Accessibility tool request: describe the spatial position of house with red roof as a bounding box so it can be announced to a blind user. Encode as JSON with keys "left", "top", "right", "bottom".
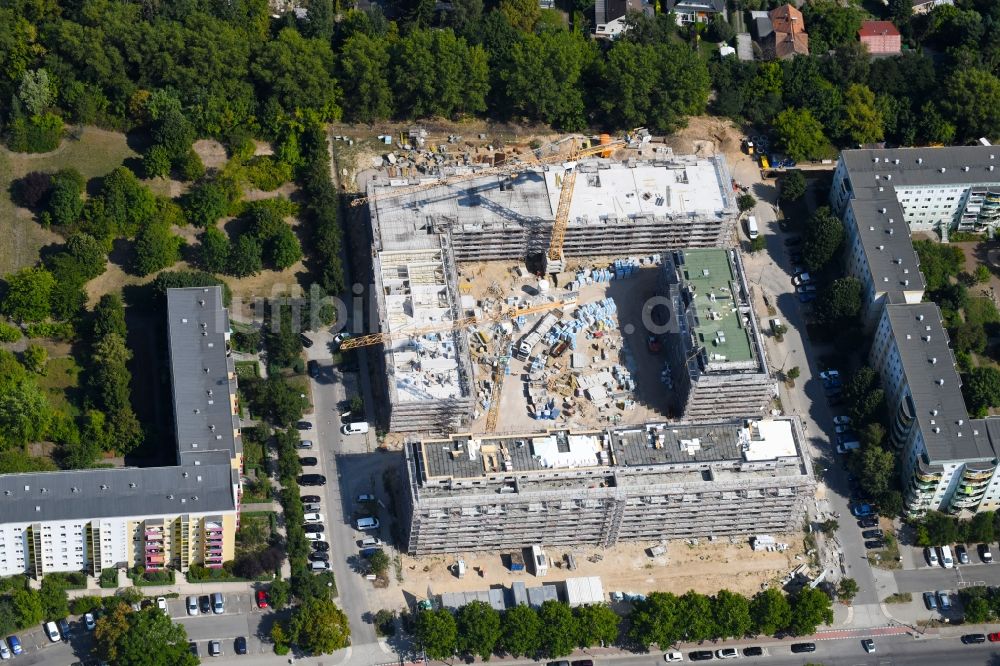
{"left": 858, "top": 20, "right": 901, "bottom": 55}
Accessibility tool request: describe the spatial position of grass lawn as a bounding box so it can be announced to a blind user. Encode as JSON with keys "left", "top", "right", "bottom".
{"left": 286, "top": 373, "right": 313, "bottom": 412}
{"left": 37, "top": 356, "right": 83, "bottom": 419}
{"left": 0, "top": 128, "right": 139, "bottom": 275}
{"left": 235, "top": 360, "right": 260, "bottom": 379}
{"left": 236, "top": 511, "right": 275, "bottom": 557}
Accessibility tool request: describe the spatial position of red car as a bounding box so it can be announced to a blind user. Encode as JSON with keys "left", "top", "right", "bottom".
{"left": 989, "top": 632, "right": 1000, "bottom": 642}
{"left": 256, "top": 590, "right": 269, "bottom": 609}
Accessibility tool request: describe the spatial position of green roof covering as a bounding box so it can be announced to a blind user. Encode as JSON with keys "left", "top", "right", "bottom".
{"left": 681, "top": 248, "right": 754, "bottom": 363}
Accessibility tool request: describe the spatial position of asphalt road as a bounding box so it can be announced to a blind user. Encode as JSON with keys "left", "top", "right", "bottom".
{"left": 895, "top": 562, "right": 1000, "bottom": 594}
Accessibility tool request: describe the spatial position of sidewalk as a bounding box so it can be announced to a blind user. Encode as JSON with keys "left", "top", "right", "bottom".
{"left": 66, "top": 579, "right": 260, "bottom": 599}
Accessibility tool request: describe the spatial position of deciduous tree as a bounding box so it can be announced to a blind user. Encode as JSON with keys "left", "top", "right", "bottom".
{"left": 501, "top": 604, "right": 541, "bottom": 657}
{"left": 288, "top": 597, "right": 351, "bottom": 654}
{"left": 415, "top": 608, "right": 458, "bottom": 661}
{"left": 573, "top": 603, "right": 620, "bottom": 648}
{"left": 537, "top": 599, "right": 577, "bottom": 657}
{"left": 456, "top": 600, "right": 502, "bottom": 660}
{"left": 774, "top": 108, "right": 832, "bottom": 163}
{"left": 750, "top": 588, "right": 791, "bottom": 636}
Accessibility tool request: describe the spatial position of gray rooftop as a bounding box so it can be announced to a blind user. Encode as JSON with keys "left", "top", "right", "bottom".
{"left": 848, "top": 198, "right": 925, "bottom": 295}
{"left": 611, "top": 424, "right": 743, "bottom": 466}
{"left": 166, "top": 287, "right": 241, "bottom": 464}
{"left": 884, "top": 304, "right": 988, "bottom": 463}
{"left": 0, "top": 464, "right": 236, "bottom": 523}
{"left": 665, "top": 0, "right": 725, "bottom": 10}
{"left": 842, "top": 146, "right": 1000, "bottom": 201}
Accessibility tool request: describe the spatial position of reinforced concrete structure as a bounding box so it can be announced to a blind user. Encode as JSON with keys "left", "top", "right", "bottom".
{"left": 659, "top": 248, "right": 775, "bottom": 420}
{"left": 401, "top": 418, "right": 813, "bottom": 555}
{"left": 0, "top": 287, "right": 241, "bottom": 578}
{"left": 367, "top": 154, "right": 738, "bottom": 431}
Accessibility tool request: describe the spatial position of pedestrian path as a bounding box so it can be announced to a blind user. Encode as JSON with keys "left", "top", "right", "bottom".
{"left": 813, "top": 625, "right": 911, "bottom": 641}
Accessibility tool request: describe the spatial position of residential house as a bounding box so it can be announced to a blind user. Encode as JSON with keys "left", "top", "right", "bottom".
{"left": 665, "top": 0, "right": 725, "bottom": 25}
{"left": 594, "top": 0, "right": 653, "bottom": 39}
{"left": 752, "top": 4, "right": 809, "bottom": 60}
{"left": 913, "top": 0, "right": 953, "bottom": 14}
{"left": 859, "top": 20, "right": 901, "bottom": 55}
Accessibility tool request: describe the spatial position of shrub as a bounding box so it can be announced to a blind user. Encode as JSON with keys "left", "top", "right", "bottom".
{"left": 246, "top": 156, "right": 293, "bottom": 191}
{"left": 0, "top": 322, "right": 21, "bottom": 343}
{"left": 7, "top": 113, "right": 63, "bottom": 153}
{"left": 24, "top": 321, "right": 75, "bottom": 340}
{"left": 143, "top": 145, "right": 172, "bottom": 179}
{"left": 179, "top": 149, "right": 206, "bottom": 182}
{"left": 99, "top": 568, "right": 119, "bottom": 589}
{"left": 12, "top": 172, "right": 53, "bottom": 209}
{"left": 70, "top": 595, "right": 103, "bottom": 614}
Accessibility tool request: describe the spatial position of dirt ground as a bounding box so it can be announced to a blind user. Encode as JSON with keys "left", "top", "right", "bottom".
{"left": 382, "top": 536, "right": 805, "bottom": 608}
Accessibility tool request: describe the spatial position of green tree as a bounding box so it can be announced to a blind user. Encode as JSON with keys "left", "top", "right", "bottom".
{"left": 737, "top": 194, "right": 756, "bottom": 212}
{"left": 954, "top": 321, "right": 987, "bottom": 355}
{"left": 18, "top": 68, "right": 54, "bottom": 116}
{"left": 788, "top": 587, "right": 833, "bottom": 636}
{"left": 970, "top": 511, "right": 996, "bottom": 544}
{"left": 500, "top": 604, "right": 542, "bottom": 657}
{"left": 96, "top": 607, "right": 197, "bottom": 666}
{"left": 267, "top": 225, "right": 302, "bottom": 270}
{"left": 392, "top": 28, "right": 488, "bottom": 119}
{"left": 95, "top": 167, "right": 158, "bottom": 239}
{"left": 629, "top": 591, "right": 681, "bottom": 648}
{"left": 943, "top": 68, "right": 1000, "bottom": 143}
{"left": 914, "top": 240, "right": 964, "bottom": 291}
{"left": 269, "top": 578, "right": 291, "bottom": 610}
{"left": 11, "top": 587, "right": 44, "bottom": 629}
{"left": 750, "top": 588, "right": 792, "bottom": 636}
{"left": 774, "top": 108, "right": 832, "bottom": 163}
{"left": 537, "top": 599, "right": 577, "bottom": 657}
{"left": 456, "top": 600, "right": 502, "bottom": 660}
{"left": 749, "top": 236, "right": 766, "bottom": 253}
{"left": 975, "top": 264, "right": 992, "bottom": 284}
{"left": 837, "top": 578, "right": 859, "bottom": 602}
{"left": 678, "top": 591, "right": 716, "bottom": 642}
{"left": 0, "top": 10, "right": 37, "bottom": 83}
{"left": 200, "top": 226, "right": 231, "bottom": 273}
{"left": 39, "top": 576, "right": 69, "bottom": 619}
{"left": 781, "top": 170, "right": 807, "bottom": 201}
{"left": 2, "top": 267, "right": 55, "bottom": 322}
{"left": 859, "top": 422, "right": 886, "bottom": 450}
{"left": 143, "top": 145, "right": 172, "bottom": 179}
{"left": 47, "top": 168, "right": 85, "bottom": 227}
{"left": 93, "top": 294, "right": 127, "bottom": 339}
{"left": 151, "top": 108, "right": 195, "bottom": 161}
{"left": 133, "top": 221, "right": 182, "bottom": 276}
{"left": 817, "top": 277, "right": 862, "bottom": 322}
{"left": 802, "top": 207, "right": 844, "bottom": 272}
{"left": 251, "top": 28, "right": 342, "bottom": 120}
{"left": 339, "top": 34, "right": 394, "bottom": 123}
{"left": 415, "top": 608, "right": 458, "bottom": 661}
{"left": 964, "top": 366, "right": 1000, "bottom": 417}
{"left": 499, "top": 0, "right": 541, "bottom": 31}
{"left": 503, "top": 31, "right": 596, "bottom": 130}
{"left": 842, "top": 83, "right": 883, "bottom": 145}
{"left": 801, "top": 0, "right": 864, "bottom": 52}
{"left": 573, "top": 603, "right": 620, "bottom": 648}
{"left": 368, "top": 549, "right": 390, "bottom": 577}
{"left": 964, "top": 595, "right": 991, "bottom": 624}
{"left": 288, "top": 597, "right": 351, "bottom": 654}
{"left": 0, "top": 376, "right": 57, "bottom": 449}
{"left": 20, "top": 344, "right": 47, "bottom": 374}
{"left": 787, "top": 366, "right": 800, "bottom": 381}
{"left": 228, "top": 235, "right": 263, "bottom": 277}
{"left": 712, "top": 589, "right": 751, "bottom": 639}
{"left": 183, "top": 181, "right": 231, "bottom": 228}
{"left": 705, "top": 14, "right": 735, "bottom": 42}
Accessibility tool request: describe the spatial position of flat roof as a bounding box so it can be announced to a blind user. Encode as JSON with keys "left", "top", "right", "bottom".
{"left": 417, "top": 419, "right": 804, "bottom": 480}
{"left": 166, "top": 287, "right": 240, "bottom": 463}
{"left": 884, "top": 303, "right": 987, "bottom": 463}
{"left": 680, "top": 249, "right": 754, "bottom": 363}
{"left": 842, "top": 146, "right": 1000, "bottom": 202}
{"left": 0, "top": 464, "right": 236, "bottom": 523}
{"left": 848, "top": 198, "right": 925, "bottom": 295}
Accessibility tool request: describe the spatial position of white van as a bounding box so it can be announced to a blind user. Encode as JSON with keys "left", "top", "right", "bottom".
{"left": 341, "top": 422, "right": 370, "bottom": 435}
{"left": 310, "top": 560, "right": 331, "bottom": 572}
{"left": 356, "top": 517, "right": 380, "bottom": 531}
{"left": 44, "top": 621, "right": 60, "bottom": 642}
{"left": 746, "top": 216, "right": 759, "bottom": 240}
{"left": 940, "top": 545, "right": 955, "bottom": 568}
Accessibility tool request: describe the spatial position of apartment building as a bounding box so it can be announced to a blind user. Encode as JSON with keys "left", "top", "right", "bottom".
{"left": 659, "top": 248, "right": 776, "bottom": 420}
{"left": 858, "top": 21, "right": 901, "bottom": 55}
{"left": 0, "top": 286, "right": 241, "bottom": 578}
{"left": 402, "top": 418, "right": 813, "bottom": 555}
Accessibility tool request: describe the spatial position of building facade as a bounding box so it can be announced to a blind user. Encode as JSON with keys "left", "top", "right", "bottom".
{"left": 403, "top": 418, "right": 813, "bottom": 555}
{"left": 0, "top": 286, "right": 241, "bottom": 578}
{"left": 858, "top": 21, "right": 901, "bottom": 55}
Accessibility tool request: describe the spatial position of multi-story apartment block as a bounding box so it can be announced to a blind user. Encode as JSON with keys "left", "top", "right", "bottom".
{"left": 833, "top": 146, "right": 1000, "bottom": 517}
{"left": 659, "top": 248, "right": 775, "bottom": 420}
{"left": 0, "top": 286, "right": 241, "bottom": 578}
{"left": 402, "top": 418, "right": 813, "bottom": 555}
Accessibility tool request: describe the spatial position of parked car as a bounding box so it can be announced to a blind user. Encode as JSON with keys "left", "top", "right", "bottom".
{"left": 938, "top": 591, "right": 952, "bottom": 610}
{"left": 296, "top": 420, "right": 313, "bottom": 431}
{"left": 305, "top": 532, "right": 324, "bottom": 541}
{"left": 209, "top": 639, "right": 221, "bottom": 656}
{"left": 792, "top": 272, "right": 811, "bottom": 285}
{"left": 57, "top": 618, "right": 70, "bottom": 640}
{"left": 199, "top": 595, "right": 212, "bottom": 614}
{"left": 790, "top": 643, "right": 816, "bottom": 653}
{"left": 796, "top": 284, "right": 817, "bottom": 293}
{"left": 309, "top": 551, "right": 330, "bottom": 562}
{"left": 44, "top": 621, "right": 60, "bottom": 642}
{"left": 924, "top": 592, "right": 938, "bottom": 610}
{"left": 360, "top": 536, "right": 382, "bottom": 547}
{"left": 256, "top": 590, "right": 269, "bottom": 609}
{"left": 300, "top": 456, "right": 318, "bottom": 467}
{"left": 824, "top": 378, "right": 843, "bottom": 389}
{"left": 84, "top": 612, "right": 96, "bottom": 630}
{"left": 926, "top": 547, "right": 939, "bottom": 567}
{"left": 301, "top": 495, "right": 321, "bottom": 504}
{"left": 310, "top": 561, "right": 331, "bottom": 572}
{"left": 356, "top": 517, "right": 380, "bottom": 530}
{"left": 311, "top": 541, "right": 330, "bottom": 551}
{"left": 862, "top": 529, "right": 884, "bottom": 540}
{"left": 851, "top": 503, "right": 875, "bottom": 517}
{"left": 833, "top": 415, "right": 852, "bottom": 425}
{"left": 715, "top": 648, "right": 739, "bottom": 659}
{"left": 981, "top": 543, "right": 994, "bottom": 563}
{"left": 664, "top": 652, "right": 684, "bottom": 662}
{"left": 862, "top": 638, "right": 875, "bottom": 653}
{"left": 819, "top": 370, "right": 840, "bottom": 380}
{"left": 865, "top": 540, "right": 885, "bottom": 549}
{"left": 6, "top": 637, "right": 21, "bottom": 656}
{"left": 0, "top": 640, "right": 9, "bottom": 659}
{"left": 342, "top": 421, "right": 370, "bottom": 435}
{"left": 357, "top": 494, "right": 376, "bottom": 503}
{"left": 303, "top": 502, "right": 322, "bottom": 512}
{"left": 940, "top": 545, "right": 955, "bottom": 568}
{"left": 742, "top": 646, "right": 764, "bottom": 656}
{"left": 835, "top": 424, "right": 852, "bottom": 434}
{"left": 299, "top": 333, "right": 314, "bottom": 348}
{"left": 297, "top": 439, "right": 314, "bottom": 449}
{"left": 298, "top": 474, "right": 327, "bottom": 486}
{"left": 212, "top": 593, "right": 224, "bottom": 615}
{"left": 303, "top": 512, "right": 325, "bottom": 524}
{"left": 303, "top": 523, "right": 325, "bottom": 533}
{"left": 157, "top": 596, "right": 168, "bottom": 614}
{"left": 235, "top": 636, "right": 248, "bottom": 655}
{"left": 333, "top": 332, "right": 351, "bottom": 348}
{"left": 988, "top": 632, "right": 1000, "bottom": 642}
{"left": 962, "top": 633, "right": 987, "bottom": 644}
{"left": 957, "top": 544, "right": 970, "bottom": 564}
{"left": 859, "top": 516, "right": 879, "bottom": 528}
{"left": 307, "top": 359, "right": 319, "bottom": 377}
{"left": 689, "top": 651, "right": 714, "bottom": 661}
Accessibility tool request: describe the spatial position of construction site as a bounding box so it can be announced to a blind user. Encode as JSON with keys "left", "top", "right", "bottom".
{"left": 349, "top": 130, "right": 770, "bottom": 434}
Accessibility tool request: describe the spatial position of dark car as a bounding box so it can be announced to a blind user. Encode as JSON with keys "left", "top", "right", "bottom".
{"left": 301, "top": 495, "right": 321, "bottom": 504}
{"left": 199, "top": 595, "right": 212, "bottom": 614}
{"left": 689, "top": 651, "right": 715, "bottom": 661}
{"left": 742, "top": 646, "right": 764, "bottom": 656}
{"left": 298, "top": 474, "right": 327, "bottom": 486}
{"left": 235, "top": 636, "right": 248, "bottom": 654}
{"left": 300, "top": 334, "right": 314, "bottom": 348}
{"left": 299, "top": 457, "right": 318, "bottom": 467}
{"left": 962, "top": 633, "right": 987, "bottom": 644}
{"left": 790, "top": 643, "right": 816, "bottom": 653}
{"left": 58, "top": 618, "right": 71, "bottom": 640}
{"left": 957, "top": 544, "right": 970, "bottom": 564}
{"left": 570, "top": 661, "right": 594, "bottom": 666}
{"left": 862, "top": 529, "right": 885, "bottom": 540}
{"left": 311, "top": 541, "right": 330, "bottom": 551}
{"left": 296, "top": 420, "right": 313, "bottom": 431}
{"left": 923, "top": 591, "right": 938, "bottom": 610}
{"left": 303, "top": 523, "right": 325, "bottom": 533}
{"left": 307, "top": 360, "right": 319, "bottom": 377}
{"left": 865, "top": 540, "right": 886, "bottom": 549}
{"left": 308, "top": 551, "right": 330, "bottom": 562}
{"left": 189, "top": 642, "right": 199, "bottom": 656}
{"left": 858, "top": 516, "right": 879, "bottom": 528}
